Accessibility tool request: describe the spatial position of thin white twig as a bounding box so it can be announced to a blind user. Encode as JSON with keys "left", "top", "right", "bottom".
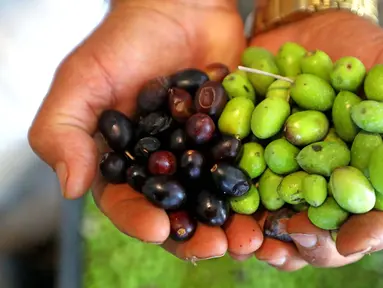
{"left": 237, "top": 66, "right": 294, "bottom": 83}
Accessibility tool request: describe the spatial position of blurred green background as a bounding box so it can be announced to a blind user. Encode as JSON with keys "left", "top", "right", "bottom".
{"left": 82, "top": 196, "right": 383, "bottom": 288}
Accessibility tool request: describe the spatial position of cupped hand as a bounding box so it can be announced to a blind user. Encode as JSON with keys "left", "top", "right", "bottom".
{"left": 246, "top": 10, "right": 383, "bottom": 271}
{"left": 28, "top": 0, "right": 265, "bottom": 262}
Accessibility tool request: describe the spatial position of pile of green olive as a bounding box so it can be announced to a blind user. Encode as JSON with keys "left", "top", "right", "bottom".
{"left": 219, "top": 42, "right": 383, "bottom": 236}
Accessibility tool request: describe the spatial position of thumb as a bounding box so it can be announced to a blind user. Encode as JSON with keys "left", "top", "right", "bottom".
{"left": 250, "top": 10, "right": 383, "bottom": 69}
{"left": 286, "top": 212, "right": 363, "bottom": 267}
{"left": 28, "top": 4, "right": 196, "bottom": 199}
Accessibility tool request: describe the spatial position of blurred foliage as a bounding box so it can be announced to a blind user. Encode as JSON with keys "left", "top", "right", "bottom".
{"left": 83, "top": 196, "right": 383, "bottom": 288}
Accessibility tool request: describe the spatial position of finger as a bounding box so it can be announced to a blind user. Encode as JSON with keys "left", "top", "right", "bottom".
{"left": 161, "top": 223, "right": 227, "bottom": 261}
{"left": 255, "top": 238, "right": 307, "bottom": 272}
{"left": 95, "top": 182, "right": 170, "bottom": 244}
{"left": 287, "top": 212, "right": 363, "bottom": 267}
{"left": 336, "top": 211, "right": 383, "bottom": 257}
{"left": 28, "top": 3, "right": 196, "bottom": 200}
{"left": 223, "top": 214, "right": 263, "bottom": 255}
{"left": 250, "top": 10, "right": 383, "bottom": 69}
{"left": 229, "top": 252, "right": 253, "bottom": 262}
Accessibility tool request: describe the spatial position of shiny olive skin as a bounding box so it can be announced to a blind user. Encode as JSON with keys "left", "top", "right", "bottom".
{"left": 194, "top": 189, "right": 229, "bottom": 226}
{"left": 168, "top": 210, "right": 197, "bottom": 242}
{"left": 204, "top": 63, "right": 230, "bottom": 82}
{"left": 185, "top": 113, "right": 216, "bottom": 145}
{"left": 171, "top": 68, "right": 209, "bottom": 96}
{"left": 195, "top": 81, "right": 228, "bottom": 120}
{"left": 168, "top": 88, "right": 195, "bottom": 123}
{"left": 211, "top": 162, "right": 251, "bottom": 197}
{"left": 100, "top": 152, "right": 130, "bottom": 184}
{"left": 180, "top": 150, "right": 206, "bottom": 180}
{"left": 126, "top": 164, "right": 148, "bottom": 192}
{"left": 169, "top": 128, "right": 187, "bottom": 152}
{"left": 98, "top": 109, "right": 134, "bottom": 152}
{"left": 211, "top": 135, "right": 242, "bottom": 162}
{"left": 142, "top": 176, "right": 187, "bottom": 210}
{"left": 148, "top": 151, "right": 177, "bottom": 176}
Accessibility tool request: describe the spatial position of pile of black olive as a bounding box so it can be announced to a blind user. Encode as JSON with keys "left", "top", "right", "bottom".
{"left": 97, "top": 64, "right": 257, "bottom": 242}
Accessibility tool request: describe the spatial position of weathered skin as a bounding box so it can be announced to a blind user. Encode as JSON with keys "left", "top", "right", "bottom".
{"left": 297, "top": 141, "right": 351, "bottom": 177}
{"left": 330, "top": 166, "right": 376, "bottom": 214}
{"left": 251, "top": 97, "right": 290, "bottom": 139}
{"left": 258, "top": 169, "right": 285, "bottom": 211}
{"left": 332, "top": 91, "right": 362, "bottom": 142}
{"left": 277, "top": 171, "right": 308, "bottom": 205}
{"left": 284, "top": 110, "right": 329, "bottom": 146}
{"left": 290, "top": 74, "right": 336, "bottom": 111}
{"left": 308, "top": 197, "right": 349, "bottom": 230}
{"left": 218, "top": 97, "right": 254, "bottom": 139}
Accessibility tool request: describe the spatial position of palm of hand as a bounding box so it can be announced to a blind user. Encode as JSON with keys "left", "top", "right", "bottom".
{"left": 28, "top": 1, "right": 383, "bottom": 271}
{"left": 79, "top": 1, "right": 250, "bottom": 260}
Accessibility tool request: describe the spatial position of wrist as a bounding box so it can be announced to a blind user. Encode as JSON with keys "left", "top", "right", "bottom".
{"left": 111, "top": 0, "right": 238, "bottom": 11}
{"left": 252, "top": 0, "right": 379, "bottom": 35}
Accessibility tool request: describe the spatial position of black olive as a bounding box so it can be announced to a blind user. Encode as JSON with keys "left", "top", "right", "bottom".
{"left": 168, "top": 210, "right": 197, "bottom": 242}
{"left": 194, "top": 189, "right": 229, "bottom": 226}
{"left": 210, "top": 162, "right": 251, "bottom": 197}
{"left": 170, "top": 68, "right": 209, "bottom": 97}
{"left": 126, "top": 164, "right": 148, "bottom": 192}
{"left": 179, "top": 150, "right": 206, "bottom": 180}
{"left": 133, "top": 136, "right": 161, "bottom": 159}
{"left": 98, "top": 110, "right": 134, "bottom": 152}
{"left": 211, "top": 135, "right": 242, "bottom": 162}
{"left": 137, "top": 111, "right": 173, "bottom": 136}
{"left": 99, "top": 152, "right": 130, "bottom": 184}
{"left": 137, "top": 76, "right": 171, "bottom": 113}
{"left": 142, "top": 176, "right": 187, "bottom": 210}
{"left": 169, "top": 128, "right": 187, "bottom": 152}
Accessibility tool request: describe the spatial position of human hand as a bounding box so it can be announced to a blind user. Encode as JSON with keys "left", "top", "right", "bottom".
{"left": 245, "top": 10, "right": 383, "bottom": 271}
{"left": 28, "top": 0, "right": 266, "bottom": 262}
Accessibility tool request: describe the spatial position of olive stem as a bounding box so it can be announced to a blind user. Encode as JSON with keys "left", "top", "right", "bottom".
{"left": 237, "top": 66, "right": 294, "bottom": 83}
{"left": 125, "top": 151, "right": 135, "bottom": 161}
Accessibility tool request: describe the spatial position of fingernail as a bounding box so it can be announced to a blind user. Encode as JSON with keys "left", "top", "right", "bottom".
{"left": 267, "top": 257, "right": 286, "bottom": 267}
{"left": 55, "top": 162, "right": 68, "bottom": 197}
{"left": 343, "top": 239, "right": 381, "bottom": 257}
{"left": 344, "top": 246, "right": 372, "bottom": 257}
{"left": 290, "top": 233, "right": 318, "bottom": 248}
